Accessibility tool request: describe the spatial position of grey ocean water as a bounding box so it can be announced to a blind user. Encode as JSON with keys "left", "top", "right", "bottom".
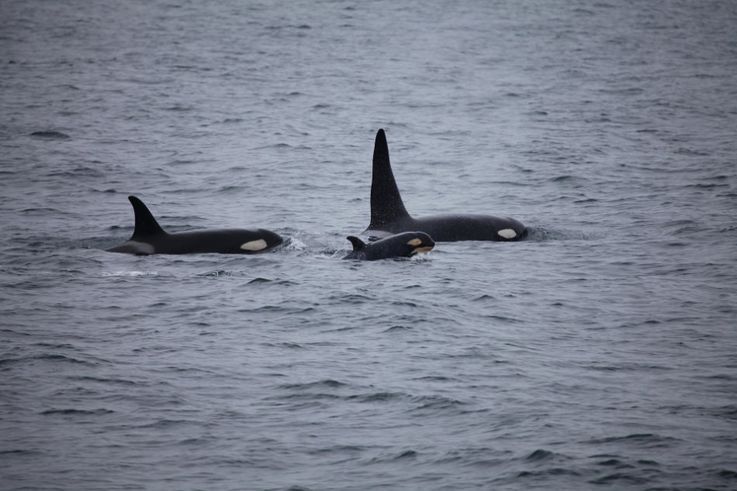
{"left": 1, "top": 1, "right": 736, "bottom": 489}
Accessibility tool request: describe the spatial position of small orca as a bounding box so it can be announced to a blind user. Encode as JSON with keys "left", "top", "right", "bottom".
{"left": 363, "top": 129, "right": 527, "bottom": 242}
{"left": 343, "top": 231, "right": 435, "bottom": 261}
{"left": 107, "top": 196, "right": 283, "bottom": 255}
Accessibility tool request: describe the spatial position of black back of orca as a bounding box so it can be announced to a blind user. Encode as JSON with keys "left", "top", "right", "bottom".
{"left": 364, "top": 129, "right": 527, "bottom": 242}
{"left": 343, "top": 231, "right": 435, "bottom": 261}
{"left": 107, "top": 196, "right": 283, "bottom": 255}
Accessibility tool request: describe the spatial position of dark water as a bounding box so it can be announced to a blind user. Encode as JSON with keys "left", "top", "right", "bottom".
{"left": 2, "top": 1, "right": 737, "bottom": 489}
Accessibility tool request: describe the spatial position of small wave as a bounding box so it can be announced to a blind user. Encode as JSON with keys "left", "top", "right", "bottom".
{"left": 274, "top": 393, "right": 342, "bottom": 403}
{"left": 48, "top": 165, "right": 105, "bottom": 178}
{"left": 550, "top": 174, "right": 579, "bottom": 183}
{"left": 68, "top": 375, "right": 138, "bottom": 386}
{"left": 168, "top": 158, "right": 198, "bottom": 165}
{"left": 263, "top": 342, "right": 304, "bottom": 350}
{"left": 383, "top": 325, "right": 413, "bottom": 332}
{"left": 280, "top": 379, "right": 348, "bottom": 390}
{"left": 255, "top": 142, "right": 292, "bottom": 150}
{"left": 217, "top": 184, "right": 245, "bottom": 193}
{"left": 0, "top": 354, "right": 97, "bottom": 367}
{"left": 412, "top": 375, "right": 457, "bottom": 382}
{"left": 216, "top": 118, "right": 244, "bottom": 124}
{"left": 584, "top": 433, "right": 678, "bottom": 448}
{"left": 240, "top": 305, "right": 315, "bottom": 315}
{"left": 162, "top": 105, "right": 193, "bottom": 112}
{"left": 435, "top": 446, "right": 505, "bottom": 466}
{"left": 40, "top": 408, "right": 114, "bottom": 416}
{"left": 33, "top": 342, "right": 76, "bottom": 349}
{"left": 20, "top": 207, "right": 71, "bottom": 216}
{"left": 712, "top": 404, "right": 737, "bottom": 420}
{"left": 0, "top": 328, "right": 31, "bottom": 337}
{"left": 410, "top": 394, "right": 465, "bottom": 411}
{"left": 683, "top": 182, "right": 729, "bottom": 189}
{"left": 199, "top": 270, "right": 233, "bottom": 277}
{"left": 367, "top": 449, "right": 418, "bottom": 464}
{"left": 349, "top": 391, "right": 404, "bottom": 403}
{"left": 102, "top": 271, "right": 160, "bottom": 277}
{"left": 483, "top": 313, "right": 523, "bottom": 323}
{"left": 329, "top": 293, "right": 374, "bottom": 304}
{"left": 29, "top": 130, "right": 70, "bottom": 139}
{"left": 0, "top": 449, "right": 42, "bottom": 456}
{"left": 307, "top": 445, "right": 364, "bottom": 456}
{"left": 637, "top": 459, "right": 660, "bottom": 466}
{"left": 391, "top": 300, "right": 418, "bottom": 307}
{"left": 135, "top": 419, "right": 194, "bottom": 429}
{"left": 674, "top": 147, "right": 711, "bottom": 157}
{"left": 526, "top": 449, "right": 555, "bottom": 461}
{"left": 518, "top": 468, "right": 581, "bottom": 478}
{"left": 598, "top": 87, "right": 644, "bottom": 96}
{"left": 594, "top": 458, "right": 631, "bottom": 468}
{"left": 248, "top": 277, "right": 273, "bottom": 284}
{"left": 588, "top": 472, "right": 649, "bottom": 485}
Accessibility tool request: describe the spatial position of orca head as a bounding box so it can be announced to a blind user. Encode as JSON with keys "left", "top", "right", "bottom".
{"left": 390, "top": 231, "right": 435, "bottom": 257}
{"left": 406, "top": 231, "right": 435, "bottom": 256}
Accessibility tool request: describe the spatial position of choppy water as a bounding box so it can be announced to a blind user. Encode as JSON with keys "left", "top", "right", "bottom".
{"left": 2, "top": 1, "right": 737, "bottom": 489}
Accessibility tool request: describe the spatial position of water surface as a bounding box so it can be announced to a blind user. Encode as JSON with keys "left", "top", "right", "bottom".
{"left": 1, "top": 1, "right": 736, "bottom": 489}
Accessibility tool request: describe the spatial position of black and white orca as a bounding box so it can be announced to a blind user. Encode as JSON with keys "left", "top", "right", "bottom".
{"left": 363, "top": 129, "right": 527, "bottom": 242}
{"left": 107, "top": 196, "right": 283, "bottom": 255}
{"left": 343, "top": 231, "right": 435, "bottom": 261}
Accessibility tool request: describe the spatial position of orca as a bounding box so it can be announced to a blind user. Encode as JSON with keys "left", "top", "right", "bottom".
{"left": 343, "top": 231, "right": 435, "bottom": 261}
{"left": 107, "top": 196, "right": 283, "bottom": 255}
{"left": 363, "top": 129, "right": 527, "bottom": 242}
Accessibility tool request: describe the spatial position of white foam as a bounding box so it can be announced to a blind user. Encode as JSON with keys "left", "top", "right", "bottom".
{"left": 102, "top": 271, "right": 159, "bottom": 277}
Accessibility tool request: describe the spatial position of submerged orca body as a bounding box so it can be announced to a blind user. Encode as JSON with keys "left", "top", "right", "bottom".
{"left": 343, "top": 231, "right": 435, "bottom": 261}
{"left": 363, "top": 129, "right": 527, "bottom": 242}
{"left": 107, "top": 196, "right": 283, "bottom": 255}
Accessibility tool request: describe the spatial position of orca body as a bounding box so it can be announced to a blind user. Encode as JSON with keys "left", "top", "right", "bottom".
{"left": 343, "top": 231, "right": 434, "bottom": 261}
{"left": 107, "top": 196, "right": 283, "bottom": 255}
{"left": 363, "top": 129, "right": 527, "bottom": 242}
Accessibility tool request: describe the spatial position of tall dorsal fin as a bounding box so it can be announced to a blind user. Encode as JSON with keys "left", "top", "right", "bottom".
{"left": 346, "top": 236, "right": 366, "bottom": 251}
{"left": 128, "top": 195, "right": 166, "bottom": 239}
{"left": 369, "top": 129, "right": 411, "bottom": 229}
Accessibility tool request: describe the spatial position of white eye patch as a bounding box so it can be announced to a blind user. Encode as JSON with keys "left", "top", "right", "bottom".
{"left": 407, "top": 238, "right": 422, "bottom": 246}
{"left": 497, "top": 229, "right": 517, "bottom": 239}
{"left": 240, "top": 239, "right": 267, "bottom": 251}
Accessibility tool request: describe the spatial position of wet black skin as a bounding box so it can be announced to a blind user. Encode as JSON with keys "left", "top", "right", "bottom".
{"left": 363, "top": 129, "right": 527, "bottom": 242}
{"left": 107, "top": 196, "right": 283, "bottom": 255}
{"left": 342, "top": 231, "right": 435, "bottom": 261}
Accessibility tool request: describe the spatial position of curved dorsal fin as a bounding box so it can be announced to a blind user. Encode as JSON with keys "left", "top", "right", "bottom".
{"left": 369, "top": 129, "right": 411, "bottom": 229}
{"left": 128, "top": 195, "right": 166, "bottom": 239}
{"left": 346, "top": 236, "right": 366, "bottom": 251}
